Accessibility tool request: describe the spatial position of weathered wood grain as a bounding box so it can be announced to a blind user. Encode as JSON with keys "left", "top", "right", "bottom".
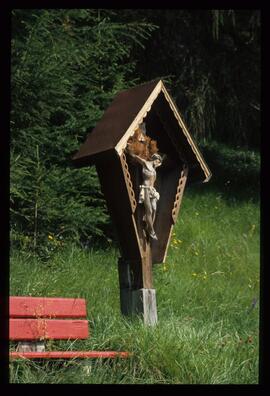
{"left": 132, "top": 288, "right": 157, "bottom": 326}
{"left": 9, "top": 319, "right": 89, "bottom": 340}
{"left": 9, "top": 296, "right": 87, "bottom": 318}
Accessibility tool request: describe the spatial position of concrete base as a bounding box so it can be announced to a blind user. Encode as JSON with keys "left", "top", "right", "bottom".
{"left": 132, "top": 288, "right": 158, "bottom": 326}
{"left": 119, "top": 287, "right": 157, "bottom": 326}
{"left": 118, "top": 258, "right": 157, "bottom": 326}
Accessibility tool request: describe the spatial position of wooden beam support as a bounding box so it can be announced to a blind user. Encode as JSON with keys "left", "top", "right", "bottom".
{"left": 118, "top": 254, "right": 157, "bottom": 326}
{"left": 141, "top": 238, "right": 153, "bottom": 289}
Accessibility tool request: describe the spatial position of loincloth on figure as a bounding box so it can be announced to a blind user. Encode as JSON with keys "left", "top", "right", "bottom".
{"left": 139, "top": 185, "right": 160, "bottom": 204}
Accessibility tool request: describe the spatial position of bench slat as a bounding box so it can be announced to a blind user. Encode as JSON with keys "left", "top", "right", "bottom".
{"left": 10, "top": 351, "right": 130, "bottom": 359}
{"left": 9, "top": 297, "right": 87, "bottom": 318}
{"left": 10, "top": 319, "right": 89, "bottom": 340}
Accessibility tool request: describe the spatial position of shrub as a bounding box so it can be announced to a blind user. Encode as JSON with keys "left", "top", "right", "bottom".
{"left": 199, "top": 141, "right": 260, "bottom": 196}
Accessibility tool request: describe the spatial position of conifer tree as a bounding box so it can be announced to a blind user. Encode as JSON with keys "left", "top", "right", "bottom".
{"left": 11, "top": 9, "right": 156, "bottom": 253}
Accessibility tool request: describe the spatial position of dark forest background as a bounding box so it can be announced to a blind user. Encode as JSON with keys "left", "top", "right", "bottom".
{"left": 10, "top": 9, "right": 260, "bottom": 258}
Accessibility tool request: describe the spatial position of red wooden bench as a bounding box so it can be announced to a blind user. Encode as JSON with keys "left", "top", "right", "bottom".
{"left": 9, "top": 296, "right": 130, "bottom": 360}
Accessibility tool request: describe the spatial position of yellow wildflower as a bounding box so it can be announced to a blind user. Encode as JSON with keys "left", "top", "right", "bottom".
{"left": 48, "top": 235, "right": 53, "bottom": 240}
{"left": 249, "top": 224, "right": 256, "bottom": 235}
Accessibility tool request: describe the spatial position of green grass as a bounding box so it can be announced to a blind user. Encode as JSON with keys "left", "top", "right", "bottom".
{"left": 9, "top": 187, "right": 260, "bottom": 384}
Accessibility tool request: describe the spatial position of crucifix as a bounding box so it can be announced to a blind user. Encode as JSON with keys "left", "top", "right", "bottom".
{"left": 117, "top": 123, "right": 164, "bottom": 325}
{"left": 72, "top": 79, "right": 211, "bottom": 327}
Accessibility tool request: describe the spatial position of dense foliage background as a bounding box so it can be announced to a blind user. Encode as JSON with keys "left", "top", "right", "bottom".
{"left": 10, "top": 9, "right": 260, "bottom": 258}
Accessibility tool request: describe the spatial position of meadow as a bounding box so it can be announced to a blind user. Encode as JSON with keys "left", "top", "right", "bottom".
{"left": 9, "top": 186, "right": 260, "bottom": 384}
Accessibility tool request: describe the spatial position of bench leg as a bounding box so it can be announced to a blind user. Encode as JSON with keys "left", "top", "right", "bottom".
{"left": 17, "top": 341, "right": 45, "bottom": 353}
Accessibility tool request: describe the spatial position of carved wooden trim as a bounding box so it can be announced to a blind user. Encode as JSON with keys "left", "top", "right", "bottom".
{"left": 172, "top": 164, "right": 188, "bottom": 224}
{"left": 120, "top": 152, "right": 137, "bottom": 213}
{"left": 162, "top": 225, "right": 174, "bottom": 264}
{"left": 131, "top": 214, "right": 144, "bottom": 259}
{"left": 115, "top": 80, "right": 163, "bottom": 155}
{"left": 161, "top": 84, "right": 211, "bottom": 182}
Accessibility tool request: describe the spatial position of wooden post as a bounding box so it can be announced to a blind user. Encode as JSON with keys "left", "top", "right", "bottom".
{"left": 118, "top": 258, "right": 133, "bottom": 316}
{"left": 141, "top": 239, "right": 153, "bottom": 289}
{"left": 118, "top": 257, "right": 157, "bottom": 325}
{"left": 17, "top": 341, "right": 45, "bottom": 353}
{"left": 139, "top": 238, "right": 158, "bottom": 325}
{"left": 118, "top": 224, "right": 158, "bottom": 326}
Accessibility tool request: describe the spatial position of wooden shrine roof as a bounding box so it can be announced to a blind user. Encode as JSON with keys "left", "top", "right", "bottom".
{"left": 72, "top": 79, "right": 211, "bottom": 183}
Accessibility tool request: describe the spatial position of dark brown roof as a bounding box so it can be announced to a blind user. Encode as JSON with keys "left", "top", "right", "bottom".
{"left": 72, "top": 79, "right": 160, "bottom": 166}
{"left": 72, "top": 79, "right": 211, "bottom": 183}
